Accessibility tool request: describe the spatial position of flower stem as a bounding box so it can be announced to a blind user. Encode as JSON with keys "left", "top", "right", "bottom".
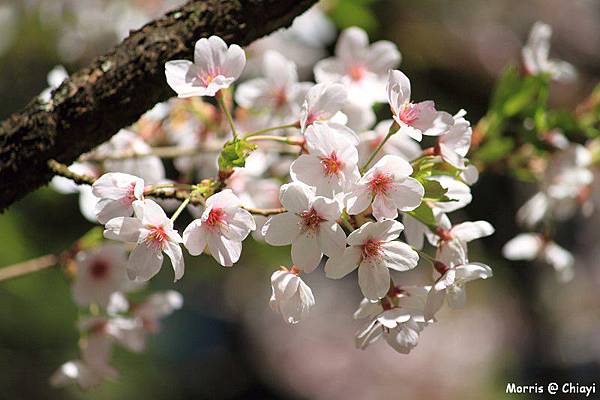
{"left": 244, "top": 123, "right": 298, "bottom": 138}
{"left": 170, "top": 195, "right": 192, "bottom": 222}
{"left": 218, "top": 94, "right": 238, "bottom": 140}
{"left": 360, "top": 128, "right": 396, "bottom": 174}
{"left": 246, "top": 135, "right": 300, "bottom": 144}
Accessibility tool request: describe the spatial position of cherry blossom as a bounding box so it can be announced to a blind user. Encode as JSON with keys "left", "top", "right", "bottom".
{"left": 235, "top": 50, "right": 311, "bottom": 127}
{"left": 425, "top": 243, "right": 493, "bottom": 319}
{"left": 436, "top": 109, "right": 472, "bottom": 169}
{"left": 290, "top": 122, "right": 360, "bottom": 197}
{"left": 104, "top": 199, "right": 184, "bottom": 282}
{"left": 299, "top": 82, "right": 359, "bottom": 143}
{"left": 502, "top": 233, "right": 574, "bottom": 283}
{"left": 165, "top": 35, "right": 246, "bottom": 97}
{"left": 50, "top": 161, "right": 100, "bottom": 222}
{"left": 325, "top": 220, "right": 419, "bottom": 300}
{"left": 133, "top": 290, "right": 184, "bottom": 334}
{"left": 314, "top": 26, "right": 401, "bottom": 106}
{"left": 346, "top": 155, "right": 424, "bottom": 221}
{"left": 92, "top": 172, "right": 145, "bottom": 224}
{"left": 431, "top": 219, "right": 495, "bottom": 259}
{"left": 269, "top": 266, "right": 315, "bottom": 324}
{"left": 262, "top": 182, "right": 345, "bottom": 272}
{"left": 522, "top": 21, "right": 576, "bottom": 82}
{"left": 387, "top": 69, "right": 454, "bottom": 141}
{"left": 72, "top": 244, "right": 128, "bottom": 308}
{"left": 183, "top": 190, "right": 256, "bottom": 267}
{"left": 354, "top": 286, "right": 431, "bottom": 354}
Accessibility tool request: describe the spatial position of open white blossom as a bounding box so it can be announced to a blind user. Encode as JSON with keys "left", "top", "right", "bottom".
{"left": 522, "top": 21, "right": 576, "bottom": 82}
{"left": 165, "top": 35, "right": 246, "bottom": 97}
{"left": 436, "top": 109, "right": 472, "bottom": 169}
{"left": 263, "top": 182, "right": 345, "bottom": 272}
{"left": 269, "top": 267, "right": 315, "bottom": 324}
{"left": 502, "top": 233, "right": 574, "bottom": 283}
{"left": 314, "top": 26, "right": 401, "bottom": 106}
{"left": 183, "top": 190, "right": 256, "bottom": 267}
{"left": 387, "top": 69, "right": 454, "bottom": 141}
{"left": 354, "top": 286, "right": 432, "bottom": 354}
{"left": 290, "top": 122, "right": 360, "bottom": 197}
{"left": 236, "top": 50, "right": 311, "bottom": 127}
{"left": 299, "top": 82, "right": 359, "bottom": 143}
{"left": 325, "top": 220, "right": 419, "bottom": 300}
{"left": 104, "top": 199, "right": 184, "bottom": 282}
{"left": 425, "top": 242, "right": 493, "bottom": 318}
{"left": 92, "top": 172, "right": 145, "bottom": 224}
{"left": 346, "top": 155, "right": 424, "bottom": 221}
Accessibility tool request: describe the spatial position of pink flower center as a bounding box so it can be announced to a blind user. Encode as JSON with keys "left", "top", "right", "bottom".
{"left": 200, "top": 68, "right": 222, "bottom": 86}
{"left": 90, "top": 260, "right": 110, "bottom": 280}
{"left": 434, "top": 261, "right": 450, "bottom": 275}
{"left": 146, "top": 226, "right": 168, "bottom": 250}
{"left": 399, "top": 102, "right": 419, "bottom": 125}
{"left": 205, "top": 207, "right": 225, "bottom": 228}
{"left": 274, "top": 87, "right": 288, "bottom": 107}
{"left": 348, "top": 64, "right": 366, "bottom": 81}
{"left": 299, "top": 208, "right": 325, "bottom": 232}
{"left": 319, "top": 152, "right": 343, "bottom": 176}
{"left": 362, "top": 239, "right": 383, "bottom": 259}
{"left": 121, "top": 182, "right": 137, "bottom": 205}
{"left": 435, "top": 227, "right": 453, "bottom": 242}
{"left": 305, "top": 112, "right": 319, "bottom": 127}
{"left": 368, "top": 171, "right": 394, "bottom": 195}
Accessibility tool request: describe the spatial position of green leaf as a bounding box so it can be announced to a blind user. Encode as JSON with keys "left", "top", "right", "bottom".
{"left": 329, "top": 0, "right": 378, "bottom": 33}
{"left": 78, "top": 227, "right": 104, "bottom": 250}
{"left": 218, "top": 139, "right": 257, "bottom": 171}
{"left": 407, "top": 203, "right": 436, "bottom": 230}
{"left": 421, "top": 179, "right": 449, "bottom": 202}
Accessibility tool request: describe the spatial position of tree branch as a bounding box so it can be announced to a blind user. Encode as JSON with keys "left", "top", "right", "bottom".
{"left": 0, "top": 0, "right": 317, "bottom": 211}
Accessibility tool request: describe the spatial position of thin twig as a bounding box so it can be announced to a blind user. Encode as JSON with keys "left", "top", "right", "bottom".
{"left": 0, "top": 254, "right": 58, "bottom": 282}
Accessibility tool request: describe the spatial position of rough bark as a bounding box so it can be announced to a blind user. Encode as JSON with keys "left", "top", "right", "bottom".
{"left": 0, "top": 0, "right": 317, "bottom": 211}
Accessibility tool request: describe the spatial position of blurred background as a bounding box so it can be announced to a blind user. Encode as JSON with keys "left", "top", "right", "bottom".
{"left": 1, "top": 0, "right": 599, "bottom": 399}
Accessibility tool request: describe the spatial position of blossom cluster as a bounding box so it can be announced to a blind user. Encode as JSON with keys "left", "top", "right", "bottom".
{"left": 46, "top": 20, "right": 497, "bottom": 388}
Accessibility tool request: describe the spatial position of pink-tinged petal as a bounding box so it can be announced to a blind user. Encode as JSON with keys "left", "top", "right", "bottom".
{"left": 311, "top": 196, "right": 342, "bottom": 221}
{"left": 451, "top": 221, "right": 494, "bottom": 242}
{"left": 206, "top": 189, "right": 242, "bottom": 209}
{"left": 182, "top": 220, "right": 208, "bottom": 256}
{"left": 291, "top": 234, "right": 322, "bottom": 273}
{"left": 194, "top": 36, "right": 227, "bottom": 72}
{"left": 347, "top": 220, "right": 404, "bottom": 246}
{"left": 132, "top": 199, "right": 169, "bottom": 227}
{"left": 95, "top": 199, "right": 133, "bottom": 225}
{"left": 372, "top": 193, "right": 398, "bottom": 221}
{"left": 502, "top": 233, "right": 543, "bottom": 260}
{"left": 127, "top": 243, "right": 163, "bottom": 281}
{"left": 92, "top": 172, "right": 141, "bottom": 199}
{"left": 371, "top": 154, "right": 413, "bottom": 178}
{"left": 263, "top": 213, "right": 301, "bottom": 246}
{"left": 165, "top": 60, "right": 205, "bottom": 98}
{"left": 398, "top": 124, "right": 422, "bottom": 142}
{"left": 438, "top": 143, "right": 464, "bottom": 169}
{"left": 358, "top": 261, "right": 390, "bottom": 300}
{"left": 387, "top": 178, "right": 424, "bottom": 211}
{"left": 223, "top": 209, "right": 255, "bottom": 241}
{"left": 366, "top": 41, "right": 401, "bottom": 75}
{"left": 402, "top": 214, "right": 426, "bottom": 250}
{"left": 207, "top": 235, "right": 242, "bottom": 267}
{"left": 411, "top": 102, "right": 454, "bottom": 137}
{"left": 455, "top": 262, "right": 493, "bottom": 282}
{"left": 279, "top": 182, "right": 313, "bottom": 213}
{"left": 290, "top": 154, "right": 324, "bottom": 187}
{"left": 324, "top": 246, "right": 361, "bottom": 279}
{"left": 104, "top": 217, "right": 142, "bottom": 242}
{"left": 381, "top": 241, "right": 419, "bottom": 271}
{"left": 222, "top": 44, "right": 246, "bottom": 80}
{"left": 424, "top": 287, "right": 446, "bottom": 319}
{"left": 234, "top": 78, "right": 269, "bottom": 108}
{"left": 317, "top": 221, "right": 346, "bottom": 258}
{"left": 164, "top": 241, "right": 185, "bottom": 281}
{"left": 346, "top": 185, "right": 372, "bottom": 216}
{"left": 336, "top": 27, "right": 369, "bottom": 63}
{"left": 386, "top": 70, "right": 411, "bottom": 116}
{"left": 310, "top": 83, "right": 347, "bottom": 120}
